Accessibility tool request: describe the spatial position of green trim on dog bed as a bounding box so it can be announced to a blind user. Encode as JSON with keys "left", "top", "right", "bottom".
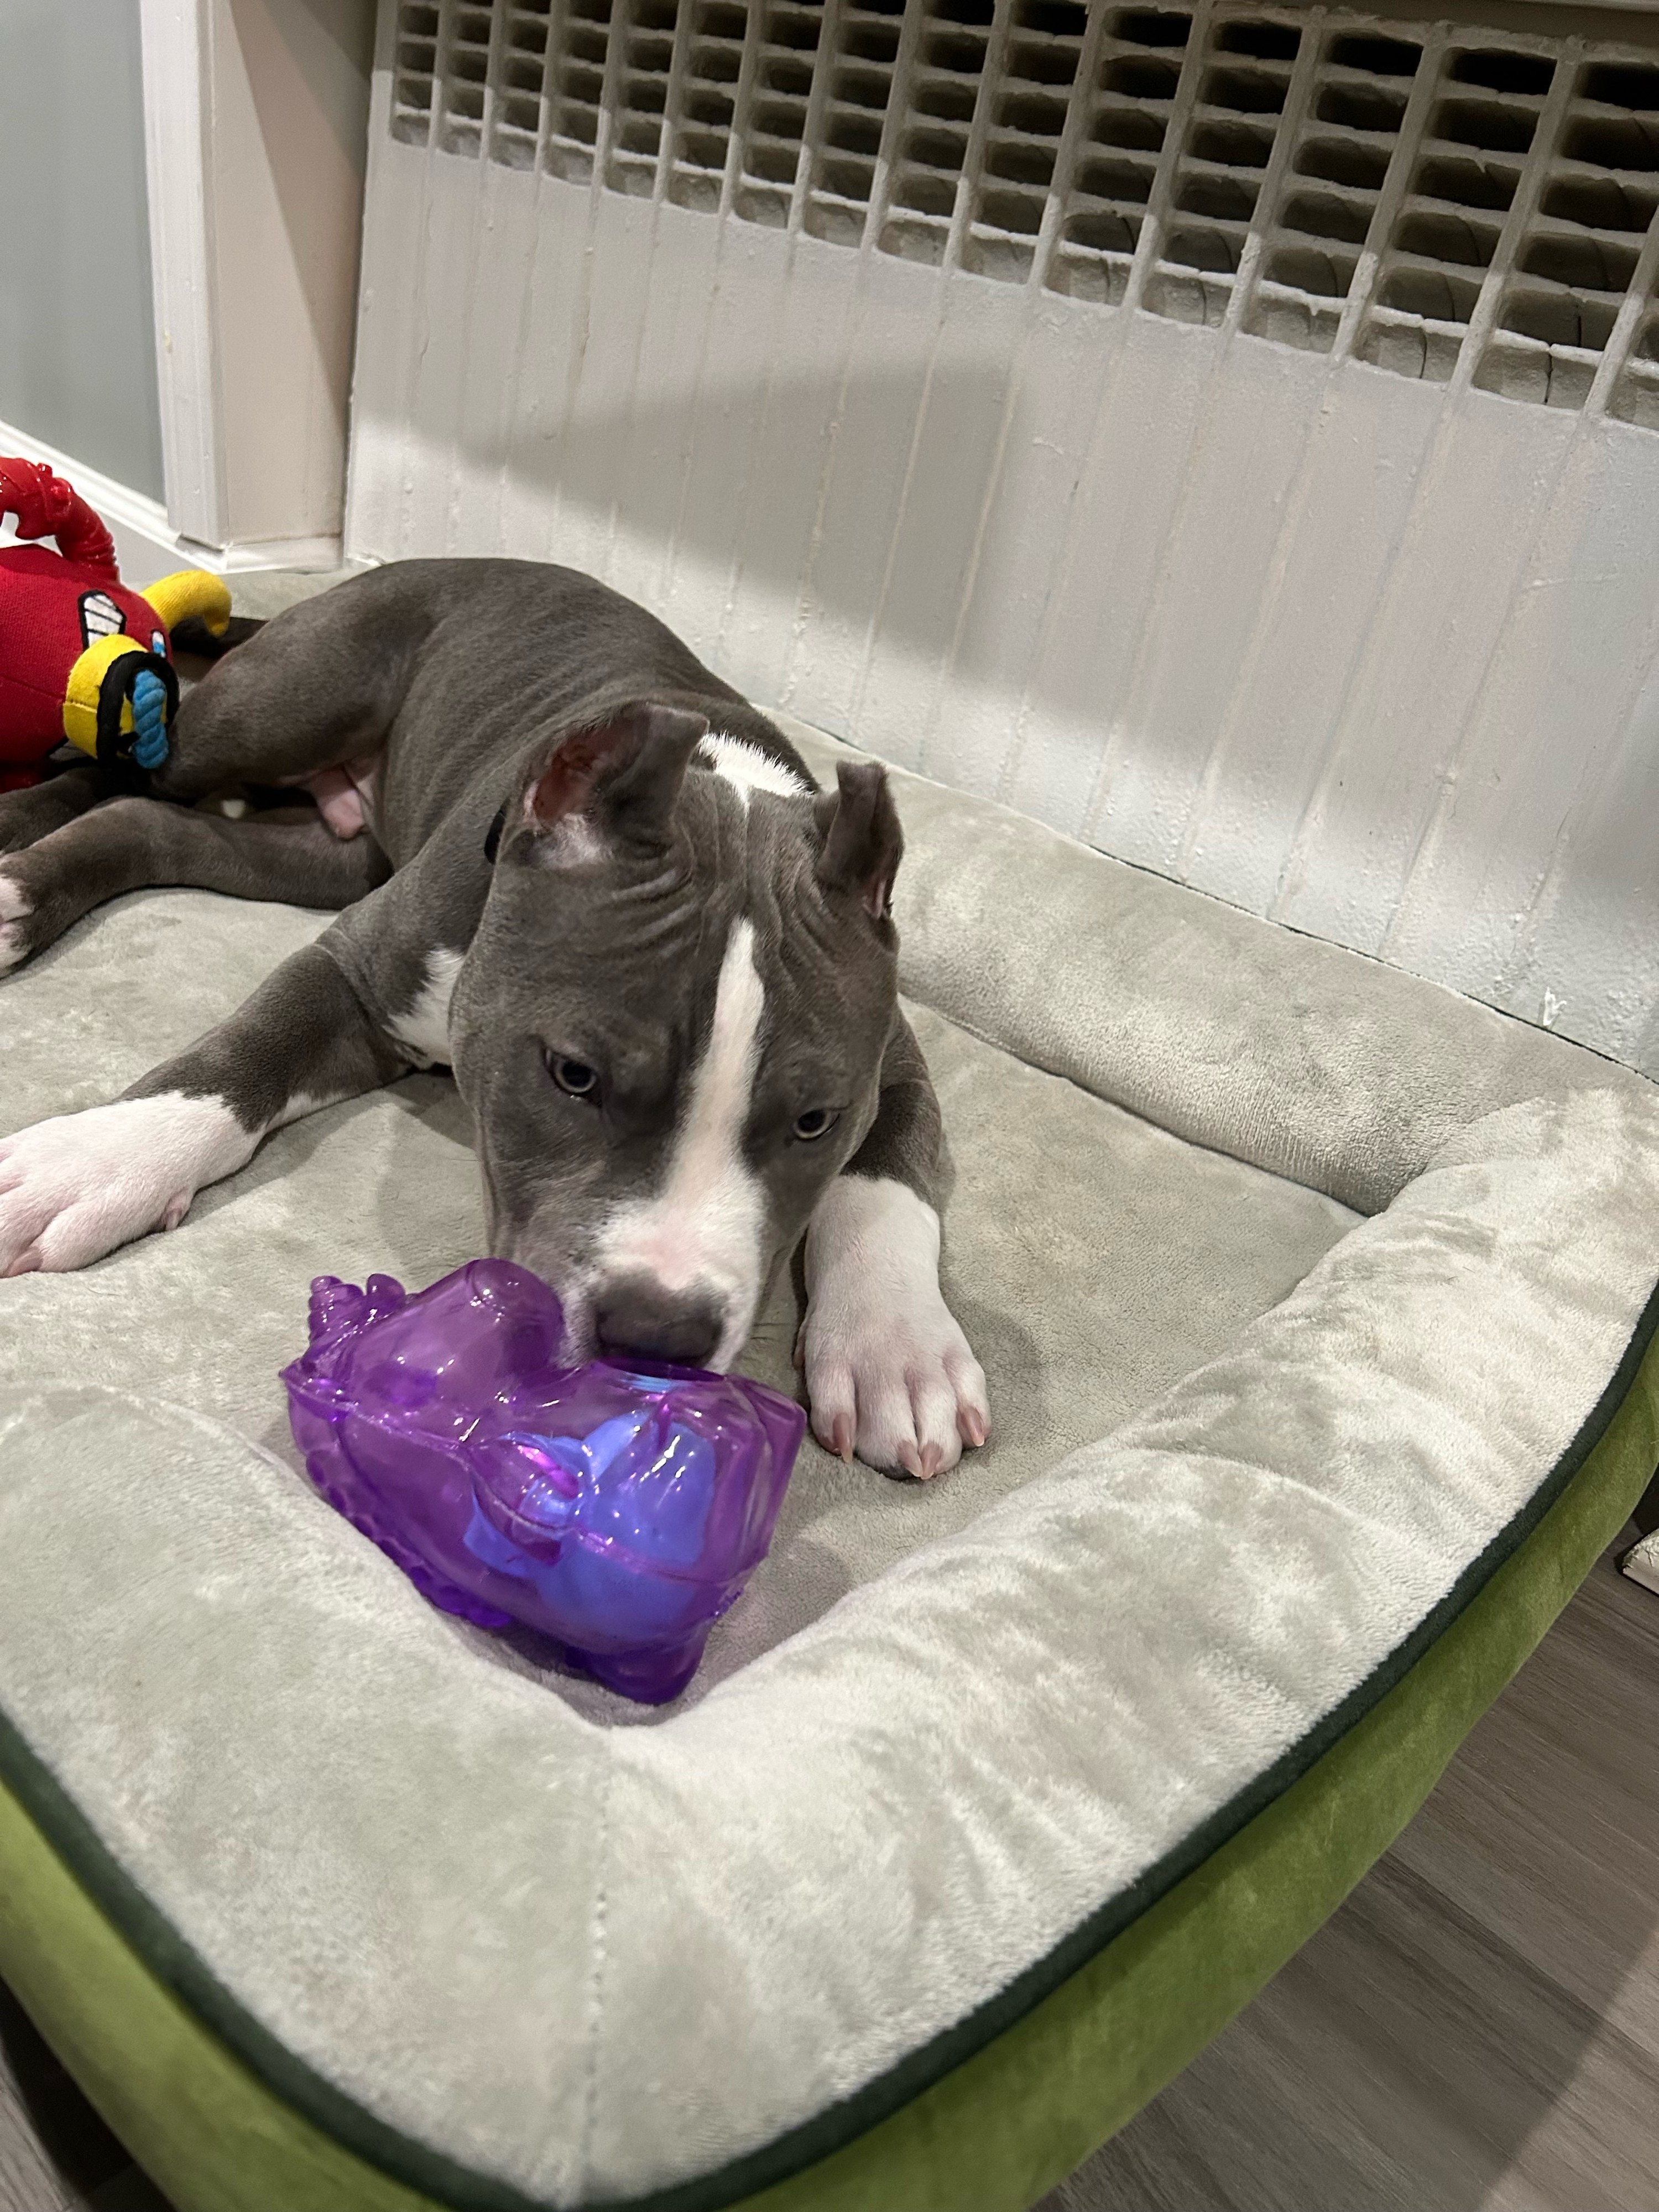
{"left": 5, "top": 1312, "right": 1655, "bottom": 2212}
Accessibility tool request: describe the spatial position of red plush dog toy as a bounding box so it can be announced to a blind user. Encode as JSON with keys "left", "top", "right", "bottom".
{"left": 0, "top": 457, "right": 232, "bottom": 792}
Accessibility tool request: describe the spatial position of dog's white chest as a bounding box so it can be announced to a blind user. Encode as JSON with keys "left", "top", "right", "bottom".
{"left": 389, "top": 948, "right": 465, "bottom": 1068}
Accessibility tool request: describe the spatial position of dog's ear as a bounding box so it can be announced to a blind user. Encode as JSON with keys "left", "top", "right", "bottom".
{"left": 814, "top": 760, "right": 902, "bottom": 921}
{"left": 519, "top": 702, "right": 707, "bottom": 856}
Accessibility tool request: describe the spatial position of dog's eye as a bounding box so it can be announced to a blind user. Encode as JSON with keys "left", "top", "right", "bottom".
{"left": 792, "top": 1107, "right": 838, "bottom": 1142}
{"left": 547, "top": 1053, "right": 599, "bottom": 1100}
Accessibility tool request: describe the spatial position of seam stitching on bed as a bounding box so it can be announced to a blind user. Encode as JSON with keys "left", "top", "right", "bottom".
{"left": 576, "top": 1752, "right": 615, "bottom": 2193}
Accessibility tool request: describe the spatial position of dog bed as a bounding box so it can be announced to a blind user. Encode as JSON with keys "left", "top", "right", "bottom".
{"left": 2, "top": 685, "right": 1658, "bottom": 2212}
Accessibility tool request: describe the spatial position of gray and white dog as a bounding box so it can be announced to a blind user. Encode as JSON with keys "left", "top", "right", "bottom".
{"left": 0, "top": 560, "right": 988, "bottom": 1478}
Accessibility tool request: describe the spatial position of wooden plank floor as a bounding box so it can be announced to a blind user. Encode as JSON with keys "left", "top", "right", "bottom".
{"left": 0, "top": 1979, "right": 168, "bottom": 2211}
{"left": 3, "top": 1535, "right": 1655, "bottom": 2212}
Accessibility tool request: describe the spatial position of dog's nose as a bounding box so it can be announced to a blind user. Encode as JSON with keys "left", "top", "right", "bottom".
{"left": 594, "top": 1278, "right": 724, "bottom": 1368}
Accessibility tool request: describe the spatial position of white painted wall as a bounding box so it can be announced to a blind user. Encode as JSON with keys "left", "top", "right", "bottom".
{"left": 0, "top": 421, "right": 196, "bottom": 591}
{"left": 0, "top": 1, "right": 165, "bottom": 500}
{"left": 347, "top": 0, "right": 1659, "bottom": 1075}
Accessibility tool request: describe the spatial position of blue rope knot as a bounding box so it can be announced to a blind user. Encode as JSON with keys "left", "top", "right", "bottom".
{"left": 131, "top": 667, "right": 170, "bottom": 771}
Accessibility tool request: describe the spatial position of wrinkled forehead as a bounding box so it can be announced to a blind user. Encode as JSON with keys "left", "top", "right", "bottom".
{"left": 492, "top": 770, "right": 893, "bottom": 1051}
{"left": 681, "top": 775, "right": 900, "bottom": 1053}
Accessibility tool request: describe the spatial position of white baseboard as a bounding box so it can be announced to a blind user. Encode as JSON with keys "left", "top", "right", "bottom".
{"left": 0, "top": 419, "right": 342, "bottom": 590}
{"left": 178, "top": 530, "right": 351, "bottom": 576}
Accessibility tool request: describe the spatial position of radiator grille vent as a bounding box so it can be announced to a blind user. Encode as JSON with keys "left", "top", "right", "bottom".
{"left": 601, "top": 0, "right": 673, "bottom": 193}
{"left": 1483, "top": 59, "right": 1659, "bottom": 412}
{"left": 490, "top": 2, "right": 551, "bottom": 165}
{"left": 666, "top": 0, "right": 749, "bottom": 207}
{"left": 733, "top": 1, "right": 825, "bottom": 223}
{"left": 807, "top": 0, "right": 903, "bottom": 248}
{"left": 875, "top": 1, "right": 989, "bottom": 263}
{"left": 437, "top": 2, "right": 495, "bottom": 154}
{"left": 1245, "top": 26, "right": 1422, "bottom": 352}
{"left": 1145, "top": 12, "right": 1301, "bottom": 325}
{"left": 958, "top": 0, "right": 1086, "bottom": 283}
{"left": 1048, "top": 8, "right": 1191, "bottom": 304}
{"left": 1355, "top": 43, "right": 1553, "bottom": 382}
{"left": 392, "top": 2, "right": 442, "bottom": 138}
{"left": 389, "top": 0, "right": 1659, "bottom": 425}
{"left": 543, "top": 0, "right": 613, "bottom": 178}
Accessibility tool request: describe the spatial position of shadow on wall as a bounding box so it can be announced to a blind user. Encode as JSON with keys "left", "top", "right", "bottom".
{"left": 361, "top": 342, "right": 1180, "bottom": 846}
{"left": 226, "top": 0, "right": 374, "bottom": 377}
{"left": 361, "top": 353, "right": 1040, "bottom": 705}
{"left": 202, "top": 0, "right": 375, "bottom": 547}
{"left": 0, "top": 0, "right": 165, "bottom": 498}
{"left": 351, "top": 242, "right": 1659, "bottom": 1073}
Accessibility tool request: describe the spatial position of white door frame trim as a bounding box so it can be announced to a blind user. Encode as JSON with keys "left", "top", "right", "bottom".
{"left": 0, "top": 413, "right": 344, "bottom": 586}
{"left": 135, "top": 0, "right": 362, "bottom": 570}
{"left": 138, "top": 0, "right": 226, "bottom": 551}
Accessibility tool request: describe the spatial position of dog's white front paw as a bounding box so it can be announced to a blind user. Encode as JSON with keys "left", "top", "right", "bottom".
{"left": 0, "top": 1095, "right": 253, "bottom": 1275}
{"left": 800, "top": 1174, "right": 990, "bottom": 1479}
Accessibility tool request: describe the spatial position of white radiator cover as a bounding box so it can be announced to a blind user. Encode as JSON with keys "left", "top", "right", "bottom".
{"left": 348, "top": 0, "right": 1659, "bottom": 1075}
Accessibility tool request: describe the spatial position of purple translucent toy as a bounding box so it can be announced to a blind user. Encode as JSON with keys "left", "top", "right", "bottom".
{"left": 281, "top": 1260, "right": 805, "bottom": 1702}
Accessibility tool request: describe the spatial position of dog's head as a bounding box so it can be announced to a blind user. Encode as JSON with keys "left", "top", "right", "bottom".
{"left": 448, "top": 702, "right": 902, "bottom": 1369}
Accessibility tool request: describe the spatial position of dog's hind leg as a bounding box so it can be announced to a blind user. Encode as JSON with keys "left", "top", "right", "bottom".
{"left": 0, "top": 764, "right": 103, "bottom": 856}
{"left": 0, "top": 936, "right": 408, "bottom": 1274}
{"left": 150, "top": 571, "right": 430, "bottom": 801}
{"left": 0, "top": 797, "right": 389, "bottom": 972}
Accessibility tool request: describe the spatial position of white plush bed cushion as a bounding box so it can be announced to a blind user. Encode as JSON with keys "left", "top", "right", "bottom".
{"left": 1, "top": 735, "right": 1656, "bottom": 2206}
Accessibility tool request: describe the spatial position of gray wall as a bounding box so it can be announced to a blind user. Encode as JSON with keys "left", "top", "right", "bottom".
{"left": 0, "top": 0, "right": 164, "bottom": 499}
